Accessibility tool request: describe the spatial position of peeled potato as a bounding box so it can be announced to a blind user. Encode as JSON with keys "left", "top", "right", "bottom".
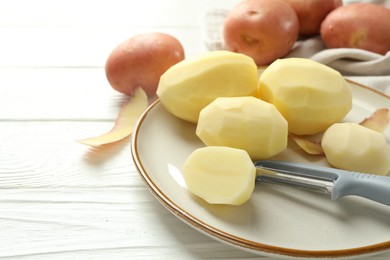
{"left": 259, "top": 58, "right": 352, "bottom": 135}
{"left": 322, "top": 122, "right": 390, "bottom": 175}
{"left": 182, "top": 146, "right": 256, "bottom": 205}
{"left": 157, "top": 50, "right": 258, "bottom": 123}
{"left": 196, "top": 96, "right": 288, "bottom": 160}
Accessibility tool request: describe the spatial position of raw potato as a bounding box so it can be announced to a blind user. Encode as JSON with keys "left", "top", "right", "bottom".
{"left": 223, "top": 0, "right": 299, "bottom": 66}
{"left": 259, "top": 58, "right": 352, "bottom": 135}
{"left": 282, "top": 0, "right": 342, "bottom": 36}
{"left": 322, "top": 123, "right": 390, "bottom": 175}
{"left": 157, "top": 51, "right": 258, "bottom": 123}
{"left": 196, "top": 96, "right": 288, "bottom": 160}
{"left": 105, "top": 32, "right": 185, "bottom": 96}
{"left": 182, "top": 146, "right": 256, "bottom": 205}
{"left": 321, "top": 3, "right": 390, "bottom": 55}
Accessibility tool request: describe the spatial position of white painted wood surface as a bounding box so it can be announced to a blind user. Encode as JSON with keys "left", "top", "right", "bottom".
{"left": 0, "top": 0, "right": 389, "bottom": 259}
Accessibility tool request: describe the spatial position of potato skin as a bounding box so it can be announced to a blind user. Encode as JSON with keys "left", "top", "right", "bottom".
{"left": 105, "top": 33, "right": 185, "bottom": 96}
{"left": 283, "top": 0, "right": 342, "bottom": 36}
{"left": 223, "top": 0, "right": 299, "bottom": 66}
{"left": 321, "top": 3, "right": 390, "bottom": 55}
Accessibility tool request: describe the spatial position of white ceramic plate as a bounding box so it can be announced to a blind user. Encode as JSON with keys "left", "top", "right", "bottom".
{"left": 131, "top": 81, "right": 390, "bottom": 259}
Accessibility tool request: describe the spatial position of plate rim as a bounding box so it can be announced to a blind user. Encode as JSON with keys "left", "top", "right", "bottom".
{"left": 131, "top": 80, "right": 390, "bottom": 258}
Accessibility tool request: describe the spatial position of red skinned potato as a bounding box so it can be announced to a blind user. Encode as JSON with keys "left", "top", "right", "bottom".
{"left": 105, "top": 32, "right": 185, "bottom": 96}
{"left": 283, "top": 0, "right": 342, "bottom": 36}
{"left": 321, "top": 3, "right": 390, "bottom": 55}
{"left": 223, "top": 0, "right": 299, "bottom": 66}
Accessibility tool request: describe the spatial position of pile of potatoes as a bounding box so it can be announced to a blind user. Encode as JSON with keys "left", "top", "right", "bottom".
{"left": 223, "top": 0, "right": 390, "bottom": 65}
{"left": 157, "top": 51, "right": 356, "bottom": 156}
{"left": 156, "top": 50, "right": 390, "bottom": 205}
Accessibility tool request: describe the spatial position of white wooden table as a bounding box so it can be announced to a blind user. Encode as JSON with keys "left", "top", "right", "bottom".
{"left": 1, "top": 0, "right": 389, "bottom": 259}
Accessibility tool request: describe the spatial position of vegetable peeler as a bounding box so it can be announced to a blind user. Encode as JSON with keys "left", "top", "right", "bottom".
{"left": 255, "top": 160, "right": 390, "bottom": 206}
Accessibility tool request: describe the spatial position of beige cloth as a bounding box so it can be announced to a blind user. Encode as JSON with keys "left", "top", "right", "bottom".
{"left": 202, "top": 3, "right": 390, "bottom": 96}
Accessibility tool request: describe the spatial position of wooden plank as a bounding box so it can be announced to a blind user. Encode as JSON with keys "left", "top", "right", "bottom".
{"left": 0, "top": 185, "right": 256, "bottom": 259}
{"left": 0, "top": 27, "right": 206, "bottom": 67}
{"left": 0, "top": 121, "right": 136, "bottom": 187}
{"left": 0, "top": 0, "right": 241, "bottom": 27}
{"left": 0, "top": 68, "right": 138, "bottom": 120}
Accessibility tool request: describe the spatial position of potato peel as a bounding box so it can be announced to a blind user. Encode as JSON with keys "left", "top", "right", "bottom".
{"left": 290, "top": 134, "right": 325, "bottom": 155}
{"left": 359, "top": 108, "right": 389, "bottom": 133}
{"left": 79, "top": 87, "right": 148, "bottom": 146}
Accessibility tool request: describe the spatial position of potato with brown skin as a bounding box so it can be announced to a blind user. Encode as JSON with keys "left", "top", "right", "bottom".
{"left": 105, "top": 32, "right": 185, "bottom": 96}
{"left": 321, "top": 3, "right": 390, "bottom": 55}
{"left": 223, "top": 0, "right": 299, "bottom": 66}
{"left": 282, "top": 0, "right": 342, "bottom": 36}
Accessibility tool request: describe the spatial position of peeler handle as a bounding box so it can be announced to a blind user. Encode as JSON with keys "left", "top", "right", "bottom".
{"left": 256, "top": 160, "right": 390, "bottom": 206}
{"left": 332, "top": 169, "right": 390, "bottom": 206}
